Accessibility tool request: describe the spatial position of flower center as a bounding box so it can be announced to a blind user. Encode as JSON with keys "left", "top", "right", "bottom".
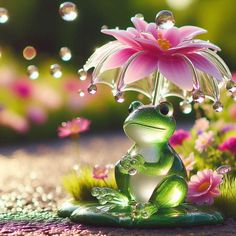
{"left": 197, "top": 181, "right": 210, "bottom": 192}
{"left": 157, "top": 33, "right": 171, "bottom": 50}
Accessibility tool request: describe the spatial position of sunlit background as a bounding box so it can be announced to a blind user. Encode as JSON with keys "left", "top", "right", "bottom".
{"left": 0, "top": 0, "right": 235, "bottom": 143}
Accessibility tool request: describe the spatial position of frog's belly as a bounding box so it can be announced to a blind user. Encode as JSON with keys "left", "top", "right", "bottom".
{"left": 129, "top": 173, "right": 164, "bottom": 203}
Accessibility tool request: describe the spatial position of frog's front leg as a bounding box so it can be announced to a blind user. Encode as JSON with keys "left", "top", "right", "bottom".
{"left": 133, "top": 174, "right": 188, "bottom": 219}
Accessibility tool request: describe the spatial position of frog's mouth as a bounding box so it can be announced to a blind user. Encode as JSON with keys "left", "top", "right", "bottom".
{"left": 126, "top": 122, "right": 166, "bottom": 131}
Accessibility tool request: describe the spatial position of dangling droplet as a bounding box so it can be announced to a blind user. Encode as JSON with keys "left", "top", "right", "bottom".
{"left": 135, "top": 13, "right": 144, "bottom": 20}
{"left": 59, "top": 2, "right": 78, "bottom": 21}
{"left": 193, "top": 90, "right": 205, "bottom": 103}
{"left": 216, "top": 165, "right": 231, "bottom": 175}
{"left": 128, "top": 168, "right": 137, "bottom": 176}
{"left": 226, "top": 80, "right": 236, "bottom": 93}
{"left": 0, "top": 8, "right": 9, "bottom": 24}
{"left": 213, "top": 101, "right": 223, "bottom": 112}
{"left": 78, "top": 69, "right": 87, "bottom": 81}
{"left": 27, "top": 65, "right": 39, "bottom": 80}
{"left": 78, "top": 89, "right": 85, "bottom": 97}
{"left": 155, "top": 10, "right": 175, "bottom": 29}
{"left": 59, "top": 47, "right": 72, "bottom": 61}
{"left": 180, "top": 101, "right": 192, "bottom": 114}
{"left": 50, "top": 64, "right": 62, "bottom": 78}
{"left": 115, "top": 91, "right": 125, "bottom": 103}
{"left": 87, "top": 84, "right": 97, "bottom": 95}
{"left": 101, "top": 25, "right": 108, "bottom": 30}
{"left": 23, "top": 46, "right": 37, "bottom": 60}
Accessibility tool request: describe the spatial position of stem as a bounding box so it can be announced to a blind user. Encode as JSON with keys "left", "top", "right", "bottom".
{"left": 102, "top": 179, "right": 108, "bottom": 187}
{"left": 152, "top": 71, "right": 164, "bottom": 106}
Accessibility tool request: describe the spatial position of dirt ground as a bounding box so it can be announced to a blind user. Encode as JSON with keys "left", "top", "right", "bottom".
{"left": 0, "top": 133, "right": 235, "bottom": 235}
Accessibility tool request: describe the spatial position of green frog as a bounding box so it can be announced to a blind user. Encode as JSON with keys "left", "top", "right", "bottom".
{"left": 92, "top": 101, "right": 188, "bottom": 219}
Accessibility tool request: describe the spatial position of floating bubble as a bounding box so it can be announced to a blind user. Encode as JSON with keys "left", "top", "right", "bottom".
{"left": 59, "top": 2, "right": 78, "bottom": 21}
{"left": 50, "top": 64, "right": 62, "bottom": 78}
{"left": 115, "top": 91, "right": 125, "bottom": 103}
{"left": 78, "top": 69, "right": 87, "bottom": 81}
{"left": 155, "top": 10, "right": 175, "bottom": 29}
{"left": 27, "top": 65, "right": 39, "bottom": 80}
{"left": 59, "top": 47, "right": 72, "bottom": 61}
{"left": 78, "top": 89, "right": 85, "bottom": 97}
{"left": 216, "top": 165, "right": 231, "bottom": 175}
{"left": 23, "top": 46, "right": 37, "bottom": 60}
{"left": 87, "top": 84, "right": 97, "bottom": 95}
{"left": 0, "top": 8, "right": 8, "bottom": 24}
{"left": 193, "top": 90, "right": 205, "bottom": 103}
{"left": 213, "top": 101, "right": 223, "bottom": 112}
{"left": 135, "top": 13, "right": 144, "bottom": 20}
{"left": 180, "top": 101, "right": 192, "bottom": 114}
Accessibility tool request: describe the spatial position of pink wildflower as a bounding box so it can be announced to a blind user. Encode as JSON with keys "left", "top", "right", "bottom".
{"left": 187, "top": 169, "right": 223, "bottom": 205}
{"left": 193, "top": 118, "right": 209, "bottom": 134}
{"left": 93, "top": 165, "right": 109, "bottom": 180}
{"left": 179, "top": 152, "right": 195, "bottom": 175}
{"left": 11, "top": 79, "right": 33, "bottom": 99}
{"left": 169, "top": 129, "right": 190, "bottom": 147}
{"left": 195, "top": 131, "right": 214, "bottom": 153}
{"left": 219, "top": 137, "right": 236, "bottom": 154}
{"left": 85, "top": 15, "right": 221, "bottom": 90}
{"left": 58, "top": 117, "right": 91, "bottom": 138}
{"left": 27, "top": 106, "right": 47, "bottom": 124}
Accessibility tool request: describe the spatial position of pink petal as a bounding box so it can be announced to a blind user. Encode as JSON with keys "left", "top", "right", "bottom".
{"left": 131, "top": 17, "right": 148, "bottom": 31}
{"left": 124, "top": 52, "right": 158, "bottom": 84}
{"left": 102, "top": 29, "right": 141, "bottom": 49}
{"left": 179, "top": 26, "right": 207, "bottom": 41}
{"left": 158, "top": 55, "right": 193, "bottom": 90}
{"left": 127, "top": 27, "right": 139, "bottom": 37}
{"left": 100, "top": 48, "right": 137, "bottom": 72}
{"left": 187, "top": 53, "right": 222, "bottom": 81}
{"left": 146, "top": 23, "right": 158, "bottom": 39}
{"left": 134, "top": 38, "right": 161, "bottom": 53}
{"left": 162, "top": 27, "right": 181, "bottom": 47}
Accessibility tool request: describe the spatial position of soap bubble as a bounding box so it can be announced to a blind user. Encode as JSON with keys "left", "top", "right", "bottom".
{"left": 59, "top": 47, "right": 72, "bottom": 61}
{"left": 23, "top": 46, "right": 37, "bottom": 60}
{"left": 27, "top": 65, "right": 39, "bottom": 80}
{"left": 50, "top": 64, "right": 62, "bottom": 78}
{"left": 0, "top": 8, "right": 8, "bottom": 24}
{"left": 59, "top": 2, "right": 78, "bottom": 21}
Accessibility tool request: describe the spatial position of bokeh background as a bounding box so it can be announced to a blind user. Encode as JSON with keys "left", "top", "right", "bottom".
{"left": 0, "top": 0, "right": 235, "bottom": 143}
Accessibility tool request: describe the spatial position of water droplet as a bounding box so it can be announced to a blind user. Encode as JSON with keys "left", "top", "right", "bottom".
{"left": 216, "top": 165, "right": 231, "bottom": 175}
{"left": 135, "top": 13, "right": 144, "bottom": 20}
{"left": 78, "top": 89, "right": 85, "bottom": 97}
{"left": 101, "top": 25, "right": 108, "bottom": 30}
{"left": 180, "top": 101, "right": 192, "bottom": 114}
{"left": 128, "top": 168, "right": 137, "bottom": 176}
{"left": 226, "top": 80, "right": 236, "bottom": 93}
{"left": 87, "top": 84, "right": 97, "bottom": 95}
{"left": 213, "top": 101, "right": 223, "bottom": 112}
{"left": 115, "top": 91, "right": 125, "bottom": 103}
{"left": 59, "top": 2, "right": 78, "bottom": 21}
{"left": 27, "top": 65, "right": 39, "bottom": 80}
{"left": 59, "top": 47, "right": 72, "bottom": 61}
{"left": 193, "top": 90, "right": 205, "bottom": 103}
{"left": 155, "top": 10, "right": 175, "bottom": 29}
{"left": 50, "top": 64, "right": 62, "bottom": 78}
{"left": 0, "top": 8, "right": 9, "bottom": 24}
{"left": 23, "top": 46, "right": 37, "bottom": 60}
{"left": 78, "top": 69, "right": 87, "bottom": 81}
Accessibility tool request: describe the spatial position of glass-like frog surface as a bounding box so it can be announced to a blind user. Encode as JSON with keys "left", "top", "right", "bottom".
{"left": 92, "top": 101, "right": 188, "bottom": 219}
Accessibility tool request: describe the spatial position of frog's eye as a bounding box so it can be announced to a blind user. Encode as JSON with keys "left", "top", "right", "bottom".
{"left": 159, "top": 102, "right": 173, "bottom": 117}
{"left": 128, "top": 101, "right": 143, "bottom": 113}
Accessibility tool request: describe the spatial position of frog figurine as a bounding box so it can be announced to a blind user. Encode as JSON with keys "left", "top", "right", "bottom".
{"left": 91, "top": 101, "right": 188, "bottom": 219}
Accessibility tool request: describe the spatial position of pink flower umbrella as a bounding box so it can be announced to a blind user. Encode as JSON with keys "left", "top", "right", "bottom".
{"left": 83, "top": 11, "right": 233, "bottom": 112}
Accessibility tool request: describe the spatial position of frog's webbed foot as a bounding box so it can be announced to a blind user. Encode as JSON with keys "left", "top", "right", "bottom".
{"left": 91, "top": 187, "right": 129, "bottom": 206}
{"left": 119, "top": 154, "right": 145, "bottom": 175}
{"left": 131, "top": 202, "right": 158, "bottom": 219}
